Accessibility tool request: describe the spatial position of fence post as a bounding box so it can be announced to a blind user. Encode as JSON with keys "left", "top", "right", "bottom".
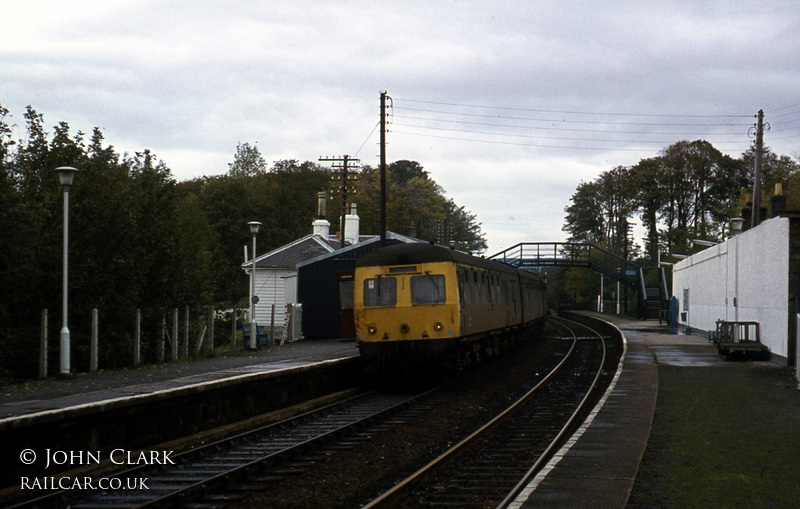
{"left": 207, "top": 305, "right": 215, "bottom": 352}
{"left": 195, "top": 323, "right": 207, "bottom": 356}
{"left": 171, "top": 308, "right": 179, "bottom": 361}
{"left": 159, "top": 316, "right": 166, "bottom": 362}
{"left": 134, "top": 309, "right": 141, "bottom": 367}
{"left": 281, "top": 304, "right": 292, "bottom": 345}
{"left": 40, "top": 309, "right": 48, "bottom": 379}
{"left": 231, "top": 302, "right": 237, "bottom": 351}
{"left": 184, "top": 305, "right": 190, "bottom": 359}
{"left": 90, "top": 308, "right": 99, "bottom": 372}
{"left": 270, "top": 304, "right": 276, "bottom": 348}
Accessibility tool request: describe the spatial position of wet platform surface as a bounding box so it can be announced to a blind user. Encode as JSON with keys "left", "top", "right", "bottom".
{"left": 513, "top": 317, "right": 747, "bottom": 508}
{"left": 0, "top": 339, "right": 358, "bottom": 420}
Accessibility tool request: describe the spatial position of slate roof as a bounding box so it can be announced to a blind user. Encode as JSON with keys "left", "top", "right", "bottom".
{"left": 242, "top": 234, "right": 375, "bottom": 270}
{"left": 295, "top": 232, "right": 421, "bottom": 268}
{"left": 243, "top": 235, "right": 336, "bottom": 269}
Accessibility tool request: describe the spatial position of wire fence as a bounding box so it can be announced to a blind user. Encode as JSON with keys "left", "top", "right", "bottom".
{"left": 0, "top": 305, "right": 247, "bottom": 381}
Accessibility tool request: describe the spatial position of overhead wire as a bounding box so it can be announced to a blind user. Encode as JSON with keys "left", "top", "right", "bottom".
{"left": 765, "top": 102, "right": 800, "bottom": 143}
{"left": 393, "top": 113, "right": 748, "bottom": 136}
{"left": 391, "top": 121, "right": 749, "bottom": 146}
{"left": 353, "top": 121, "right": 379, "bottom": 158}
{"left": 388, "top": 97, "right": 756, "bottom": 151}
{"left": 394, "top": 98, "right": 752, "bottom": 119}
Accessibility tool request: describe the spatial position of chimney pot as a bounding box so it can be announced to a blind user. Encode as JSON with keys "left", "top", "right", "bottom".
{"left": 344, "top": 202, "right": 360, "bottom": 246}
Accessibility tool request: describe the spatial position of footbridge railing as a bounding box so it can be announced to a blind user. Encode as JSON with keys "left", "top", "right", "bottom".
{"left": 490, "top": 242, "right": 668, "bottom": 318}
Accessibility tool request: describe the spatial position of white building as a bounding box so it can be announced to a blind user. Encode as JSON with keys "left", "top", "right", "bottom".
{"left": 244, "top": 234, "right": 338, "bottom": 328}
{"left": 672, "top": 214, "right": 800, "bottom": 366}
{"left": 241, "top": 193, "right": 364, "bottom": 335}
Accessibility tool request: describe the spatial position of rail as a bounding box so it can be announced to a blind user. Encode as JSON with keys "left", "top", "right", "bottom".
{"left": 363, "top": 316, "right": 615, "bottom": 508}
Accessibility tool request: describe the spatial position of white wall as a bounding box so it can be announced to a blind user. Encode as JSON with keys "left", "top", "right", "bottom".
{"left": 672, "top": 217, "right": 789, "bottom": 359}
{"left": 249, "top": 268, "right": 294, "bottom": 327}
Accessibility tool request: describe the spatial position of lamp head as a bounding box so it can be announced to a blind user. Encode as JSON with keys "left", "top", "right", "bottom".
{"left": 730, "top": 217, "right": 744, "bottom": 234}
{"left": 248, "top": 221, "right": 262, "bottom": 234}
{"left": 56, "top": 166, "right": 79, "bottom": 188}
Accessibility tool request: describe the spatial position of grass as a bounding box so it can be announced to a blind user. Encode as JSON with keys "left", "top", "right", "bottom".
{"left": 628, "top": 365, "right": 800, "bottom": 508}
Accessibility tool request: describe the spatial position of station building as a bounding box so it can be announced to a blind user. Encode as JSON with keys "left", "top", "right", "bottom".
{"left": 241, "top": 193, "right": 360, "bottom": 339}
{"left": 672, "top": 211, "right": 800, "bottom": 370}
{"left": 242, "top": 193, "right": 419, "bottom": 341}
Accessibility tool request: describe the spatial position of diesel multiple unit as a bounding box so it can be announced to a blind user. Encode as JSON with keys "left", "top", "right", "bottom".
{"left": 353, "top": 243, "right": 547, "bottom": 369}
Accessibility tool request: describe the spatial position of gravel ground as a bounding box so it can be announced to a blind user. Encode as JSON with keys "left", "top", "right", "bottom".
{"left": 0, "top": 339, "right": 358, "bottom": 406}
{"left": 628, "top": 364, "right": 800, "bottom": 508}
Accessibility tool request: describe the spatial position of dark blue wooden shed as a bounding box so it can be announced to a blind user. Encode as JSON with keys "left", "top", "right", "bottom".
{"left": 296, "top": 233, "right": 420, "bottom": 338}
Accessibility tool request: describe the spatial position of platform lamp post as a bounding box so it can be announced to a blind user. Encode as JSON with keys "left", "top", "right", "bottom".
{"left": 247, "top": 221, "right": 261, "bottom": 350}
{"left": 56, "top": 166, "right": 78, "bottom": 378}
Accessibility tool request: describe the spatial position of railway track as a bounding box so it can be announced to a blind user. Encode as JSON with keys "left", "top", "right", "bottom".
{"left": 363, "top": 316, "right": 621, "bottom": 508}
{"left": 11, "top": 315, "right": 621, "bottom": 508}
{"left": 10, "top": 389, "right": 443, "bottom": 509}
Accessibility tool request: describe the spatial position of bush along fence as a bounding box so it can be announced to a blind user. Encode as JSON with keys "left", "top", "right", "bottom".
{"left": 4, "top": 305, "right": 250, "bottom": 381}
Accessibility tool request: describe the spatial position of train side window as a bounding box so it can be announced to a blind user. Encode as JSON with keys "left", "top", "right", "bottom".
{"left": 411, "top": 274, "right": 446, "bottom": 305}
{"left": 363, "top": 277, "right": 397, "bottom": 307}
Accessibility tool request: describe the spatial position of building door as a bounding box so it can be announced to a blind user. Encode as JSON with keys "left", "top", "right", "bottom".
{"left": 337, "top": 271, "right": 355, "bottom": 338}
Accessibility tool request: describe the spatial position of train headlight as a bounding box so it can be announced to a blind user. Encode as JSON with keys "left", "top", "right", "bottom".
{"left": 433, "top": 322, "right": 444, "bottom": 332}
{"left": 367, "top": 325, "right": 377, "bottom": 335}
{"left": 400, "top": 323, "right": 410, "bottom": 334}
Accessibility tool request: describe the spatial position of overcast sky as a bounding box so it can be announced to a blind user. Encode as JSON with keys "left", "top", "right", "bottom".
{"left": 4, "top": 1, "right": 800, "bottom": 254}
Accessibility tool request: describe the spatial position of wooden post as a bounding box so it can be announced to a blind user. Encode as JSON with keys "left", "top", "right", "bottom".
{"left": 159, "top": 316, "right": 166, "bottom": 362}
{"left": 207, "top": 305, "right": 215, "bottom": 352}
{"left": 195, "top": 325, "right": 207, "bottom": 356}
{"left": 281, "top": 304, "right": 291, "bottom": 345}
{"left": 90, "top": 308, "right": 99, "bottom": 372}
{"left": 231, "top": 302, "right": 237, "bottom": 351}
{"left": 184, "top": 305, "right": 190, "bottom": 359}
{"left": 269, "top": 304, "right": 276, "bottom": 348}
{"left": 39, "top": 309, "right": 48, "bottom": 379}
{"left": 171, "top": 308, "right": 179, "bottom": 361}
{"left": 134, "top": 309, "right": 141, "bottom": 367}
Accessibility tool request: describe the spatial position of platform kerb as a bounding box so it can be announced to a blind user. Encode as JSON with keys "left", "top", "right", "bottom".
{"left": 0, "top": 356, "right": 360, "bottom": 488}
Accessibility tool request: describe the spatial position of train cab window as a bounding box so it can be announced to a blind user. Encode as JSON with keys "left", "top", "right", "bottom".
{"left": 363, "top": 277, "right": 397, "bottom": 307}
{"left": 411, "top": 274, "right": 446, "bottom": 305}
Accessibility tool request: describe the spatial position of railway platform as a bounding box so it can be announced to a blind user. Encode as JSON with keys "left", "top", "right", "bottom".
{"left": 513, "top": 313, "right": 800, "bottom": 508}
{"left": 0, "top": 338, "right": 361, "bottom": 500}
{"left": 0, "top": 338, "right": 358, "bottom": 419}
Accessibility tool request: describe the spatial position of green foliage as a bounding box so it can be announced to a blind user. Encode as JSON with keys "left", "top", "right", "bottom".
{"left": 228, "top": 141, "right": 266, "bottom": 177}
{"left": 0, "top": 107, "right": 206, "bottom": 376}
{"left": 559, "top": 139, "right": 800, "bottom": 308}
{"left": 0, "top": 105, "right": 486, "bottom": 378}
{"left": 356, "top": 160, "right": 487, "bottom": 253}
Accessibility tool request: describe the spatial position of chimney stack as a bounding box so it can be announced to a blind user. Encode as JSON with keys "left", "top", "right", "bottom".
{"left": 313, "top": 192, "right": 331, "bottom": 238}
{"left": 344, "top": 202, "right": 360, "bottom": 246}
{"left": 771, "top": 183, "right": 787, "bottom": 218}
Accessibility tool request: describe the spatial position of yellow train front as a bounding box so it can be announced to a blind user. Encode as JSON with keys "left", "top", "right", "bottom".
{"left": 354, "top": 243, "right": 546, "bottom": 370}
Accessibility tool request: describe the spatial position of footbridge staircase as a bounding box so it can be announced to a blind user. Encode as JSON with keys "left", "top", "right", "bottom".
{"left": 490, "top": 242, "right": 669, "bottom": 320}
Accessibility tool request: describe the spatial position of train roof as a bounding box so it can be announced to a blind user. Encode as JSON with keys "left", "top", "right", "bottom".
{"left": 355, "top": 242, "right": 527, "bottom": 276}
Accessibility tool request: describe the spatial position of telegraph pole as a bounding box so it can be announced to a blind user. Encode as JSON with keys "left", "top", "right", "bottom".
{"left": 380, "top": 91, "right": 391, "bottom": 247}
{"left": 320, "top": 155, "right": 359, "bottom": 246}
{"left": 752, "top": 109, "right": 765, "bottom": 228}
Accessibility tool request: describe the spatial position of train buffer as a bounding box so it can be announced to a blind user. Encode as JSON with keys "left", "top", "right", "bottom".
{"left": 711, "top": 320, "right": 768, "bottom": 358}
{"left": 241, "top": 322, "right": 270, "bottom": 348}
